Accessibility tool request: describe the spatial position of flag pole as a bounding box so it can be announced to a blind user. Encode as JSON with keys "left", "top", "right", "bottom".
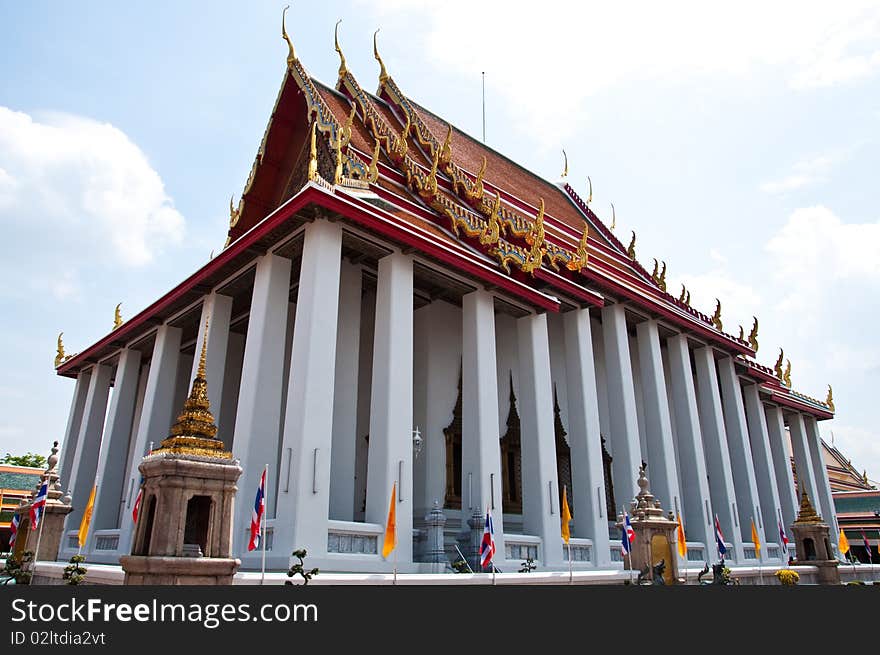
{"left": 567, "top": 541, "right": 573, "bottom": 585}
{"left": 31, "top": 504, "right": 47, "bottom": 579}
{"left": 260, "top": 464, "right": 268, "bottom": 586}
{"left": 393, "top": 541, "right": 398, "bottom": 586}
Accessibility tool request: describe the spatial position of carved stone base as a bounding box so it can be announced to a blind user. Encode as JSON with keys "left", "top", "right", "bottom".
{"left": 120, "top": 555, "right": 240, "bottom": 585}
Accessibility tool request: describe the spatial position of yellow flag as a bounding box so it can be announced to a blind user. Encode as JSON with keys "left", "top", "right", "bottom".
{"left": 676, "top": 512, "right": 687, "bottom": 558}
{"left": 839, "top": 528, "right": 850, "bottom": 555}
{"left": 77, "top": 484, "right": 97, "bottom": 549}
{"left": 382, "top": 482, "right": 397, "bottom": 559}
{"left": 560, "top": 485, "right": 572, "bottom": 544}
{"left": 751, "top": 518, "right": 761, "bottom": 557}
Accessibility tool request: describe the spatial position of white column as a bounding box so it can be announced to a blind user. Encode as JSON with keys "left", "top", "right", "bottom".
{"left": 517, "top": 312, "right": 564, "bottom": 567}
{"left": 600, "top": 303, "right": 641, "bottom": 501}
{"left": 743, "top": 384, "right": 784, "bottom": 559}
{"left": 717, "top": 357, "right": 763, "bottom": 548}
{"left": 65, "top": 364, "right": 112, "bottom": 531}
{"left": 765, "top": 404, "right": 798, "bottom": 530}
{"left": 694, "top": 346, "right": 743, "bottom": 560}
{"left": 563, "top": 308, "right": 611, "bottom": 566}
{"left": 788, "top": 412, "right": 817, "bottom": 506}
{"left": 231, "top": 253, "right": 292, "bottom": 558}
{"left": 804, "top": 416, "right": 838, "bottom": 537}
{"left": 90, "top": 349, "right": 142, "bottom": 544}
{"left": 462, "top": 290, "right": 505, "bottom": 563}
{"left": 117, "top": 324, "right": 182, "bottom": 555}
{"left": 190, "top": 293, "right": 233, "bottom": 428}
{"left": 636, "top": 320, "right": 681, "bottom": 515}
{"left": 329, "top": 260, "right": 362, "bottom": 521}
{"left": 275, "top": 220, "right": 343, "bottom": 560}
{"left": 365, "top": 252, "right": 414, "bottom": 565}
{"left": 666, "top": 335, "right": 713, "bottom": 550}
{"left": 58, "top": 370, "right": 91, "bottom": 486}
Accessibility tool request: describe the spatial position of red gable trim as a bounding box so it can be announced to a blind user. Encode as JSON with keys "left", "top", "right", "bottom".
{"left": 762, "top": 386, "right": 834, "bottom": 420}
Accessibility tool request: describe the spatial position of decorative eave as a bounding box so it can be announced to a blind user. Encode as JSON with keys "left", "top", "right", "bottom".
{"left": 761, "top": 383, "right": 834, "bottom": 420}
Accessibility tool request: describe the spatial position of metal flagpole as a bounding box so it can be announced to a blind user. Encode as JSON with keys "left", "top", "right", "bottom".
{"left": 481, "top": 72, "right": 486, "bottom": 143}
{"left": 393, "top": 541, "right": 398, "bottom": 586}
{"left": 31, "top": 504, "right": 48, "bottom": 580}
{"left": 454, "top": 544, "right": 474, "bottom": 573}
{"left": 568, "top": 542, "right": 573, "bottom": 585}
{"left": 260, "top": 464, "right": 268, "bottom": 586}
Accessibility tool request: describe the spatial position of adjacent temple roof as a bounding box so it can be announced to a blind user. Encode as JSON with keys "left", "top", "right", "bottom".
{"left": 54, "top": 10, "right": 834, "bottom": 421}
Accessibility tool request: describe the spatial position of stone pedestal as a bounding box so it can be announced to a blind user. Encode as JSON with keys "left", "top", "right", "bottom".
{"left": 120, "top": 322, "right": 243, "bottom": 585}
{"left": 14, "top": 442, "right": 73, "bottom": 563}
{"left": 790, "top": 491, "right": 840, "bottom": 585}
{"left": 616, "top": 465, "right": 681, "bottom": 584}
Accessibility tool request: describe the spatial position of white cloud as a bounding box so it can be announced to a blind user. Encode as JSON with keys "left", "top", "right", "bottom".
{"left": 363, "top": 0, "right": 880, "bottom": 142}
{"left": 0, "top": 106, "right": 185, "bottom": 271}
{"left": 760, "top": 154, "right": 839, "bottom": 194}
{"left": 826, "top": 424, "right": 880, "bottom": 487}
{"left": 669, "top": 264, "right": 761, "bottom": 338}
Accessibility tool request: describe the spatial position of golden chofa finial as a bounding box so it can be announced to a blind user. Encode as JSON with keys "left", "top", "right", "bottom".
{"left": 748, "top": 316, "right": 759, "bottom": 352}
{"left": 373, "top": 29, "right": 389, "bottom": 88}
{"left": 439, "top": 123, "right": 453, "bottom": 167}
{"left": 229, "top": 195, "right": 241, "bottom": 229}
{"left": 711, "top": 298, "right": 722, "bottom": 331}
{"left": 307, "top": 121, "right": 318, "bottom": 182}
{"left": 561, "top": 149, "right": 568, "bottom": 179}
{"left": 783, "top": 359, "right": 792, "bottom": 388}
{"left": 54, "top": 332, "right": 65, "bottom": 368}
{"left": 679, "top": 283, "right": 687, "bottom": 303}
{"left": 282, "top": 5, "right": 296, "bottom": 68}
{"left": 566, "top": 220, "right": 589, "bottom": 272}
{"left": 738, "top": 325, "right": 744, "bottom": 341}
{"left": 113, "top": 303, "right": 123, "bottom": 330}
{"left": 651, "top": 258, "right": 659, "bottom": 281}
{"left": 610, "top": 202, "right": 616, "bottom": 230}
{"left": 658, "top": 261, "right": 667, "bottom": 292}
{"left": 586, "top": 176, "right": 592, "bottom": 204}
{"left": 826, "top": 384, "right": 835, "bottom": 412}
{"left": 334, "top": 20, "right": 348, "bottom": 79}
{"left": 367, "top": 138, "right": 380, "bottom": 183}
{"left": 626, "top": 230, "right": 636, "bottom": 259}
{"left": 774, "top": 348, "right": 784, "bottom": 379}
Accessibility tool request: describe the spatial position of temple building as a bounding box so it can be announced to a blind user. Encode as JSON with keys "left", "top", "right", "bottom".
{"left": 51, "top": 14, "right": 838, "bottom": 576}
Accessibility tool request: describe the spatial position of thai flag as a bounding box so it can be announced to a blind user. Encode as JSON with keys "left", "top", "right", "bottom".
{"left": 248, "top": 468, "right": 267, "bottom": 552}
{"left": 621, "top": 511, "right": 635, "bottom": 556}
{"left": 714, "top": 514, "right": 727, "bottom": 557}
{"left": 862, "top": 529, "right": 873, "bottom": 563}
{"left": 778, "top": 519, "right": 789, "bottom": 557}
{"left": 9, "top": 513, "right": 19, "bottom": 548}
{"left": 30, "top": 481, "right": 49, "bottom": 531}
{"left": 479, "top": 508, "right": 495, "bottom": 569}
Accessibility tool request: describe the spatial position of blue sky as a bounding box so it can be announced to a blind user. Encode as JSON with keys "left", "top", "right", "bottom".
{"left": 1, "top": 1, "right": 878, "bottom": 484}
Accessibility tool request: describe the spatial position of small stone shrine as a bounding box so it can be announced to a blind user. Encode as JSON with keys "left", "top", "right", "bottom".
{"left": 790, "top": 491, "right": 839, "bottom": 585}
{"left": 616, "top": 464, "right": 680, "bottom": 584}
{"left": 120, "top": 319, "right": 242, "bottom": 584}
{"left": 13, "top": 441, "right": 73, "bottom": 562}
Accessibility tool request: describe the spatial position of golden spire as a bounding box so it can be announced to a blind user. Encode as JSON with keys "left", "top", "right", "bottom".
{"left": 748, "top": 316, "right": 759, "bottom": 352}
{"left": 826, "top": 384, "right": 835, "bottom": 412}
{"left": 154, "top": 315, "right": 229, "bottom": 458}
{"left": 610, "top": 202, "right": 616, "bottom": 230}
{"left": 54, "top": 332, "right": 65, "bottom": 368}
{"left": 793, "top": 491, "right": 822, "bottom": 524}
{"left": 373, "top": 29, "right": 389, "bottom": 87}
{"left": 334, "top": 19, "right": 348, "bottom": 79}
{"left": 711, "top": 298, "right": 722, "bottom": 331}
{"left": 113, "top": 303, "right": 123, "bottom": 330}
{"left": 561, "top": 149, "right": 568, "bottom": 178}
{"left": 626, "top": 230, "right": 636, "bottom": 259}
{"left": 307, "top": 121, "right": 318, "bottom": 182}
{"left": 774, "top": 348, "right": 784, "bottom": 379}
{"left": 658, "top": 260, "right": 667, "bottom": 292}
{"left": 282, "top": 5, "right": 296, "bottom": 68}
{"left": 586, "top": 176, "right": 592, "bottom": 204}
{"left": 367, "top": 138, "right": 380, "bottom": 183}
{"left": 566, "top": 221, "right": 589, "bottom": 272}
{"left": 783, "top": 359, "right": 792, "bottom": 388}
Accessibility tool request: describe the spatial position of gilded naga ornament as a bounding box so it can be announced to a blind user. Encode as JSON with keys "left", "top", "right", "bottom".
{"left": 658, "top": 261, "right": 667, "bottom": 292}
{"left": 679, "top": 283, "right": 687, "bottom": 303}
{"left": 373, "top": 29, "right": 389, "bottom": 87}
{"left": 521, "top": 198, "right": 546, "bottom": 275}
{"left": 774, "top": 348, "right": 784, "bottom": 380}
{"left": 711, "top": 298, "right": 722, "bottom": 331}
{"left": 479, "top": 190, "right": 504, "bottom": 246}
{"left": 626, "top": 230, "right": 636, "bottom": 259}
{"left": 113, "top": 303, "right": 123, "bottom": 330}
{"left": 229, "top": 195, "right": 241, "bottom": 229}
{"left": 334, "top": 20, "right": 348, "bottom": 79}
{"left": 54, "top": 332, "right": 65, "bottom": 368}
{"left": 282, "top": 6, "right": 296, "bottom": 68}
{"left": 748, "top": 316, "right": 759, "bottom": 352}
{"left": 610, "top": 202, "right": 616, "bottom": 231}
{"left": 826, "top": 384, "right": 835, "bottom": 412}
{"left": 307, "top": 121, "right": 318, "bottom": 182}
{"left": 738, "top": 325, "right": 744, "bottom": 341}
{"left": 367, "top": 138, "right": 380, "bottom": 183}
{"left": 783, "top": 359, "right": 792, "bottom": 388}
{"left": 586, "top": 176, "right": 592, "bottom": 204}
{"left": 651, "top": 258, "right": 659, "bottom": 282}
{"left": 566, "top": 221, "right": 589, "bottom": 272}
{"left": 561, "top": 149, "right": 568, "bottom": 179}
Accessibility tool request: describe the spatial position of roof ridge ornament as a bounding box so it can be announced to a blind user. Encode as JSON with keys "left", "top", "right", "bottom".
{"left": 626, "top": 230, "right": 636, "bottom": 259}
{"left": 113, "top": 303, "right": 123, "bottom": 330}
{"left": 308, "top": 120, "right": 319, "bottom": 182}
{"left": 440, "top": 123, "right": 453, "bottom": 167}
{"left": 229, "top": 195, "right": 241, "bottom": 230}
{"left": 373, "top": 29, "right": 389, "bottom": 88}
{"left": 586, "top": 176, "right": 592, "bottom": 204}
{"left": 748, "top": 316, "right": 759, "bottom": 352}
{"left": 783, "top": 359, "right": 792, "bottom": 388}
{"left": 334, "top": 20, "right": 348, "bottom": 80}
{"left": 561, "top": 149, "right": 568, "bottom": 179}
{"left": 774, "top": 348, "right": 784, "bottom": 380}
{"left": 521, "top": 198, "right": 546, "bottom": 275}
{"left": 565, "top": 221, "right": 589, "bottom": 272}
{"left": 367, "top": 138, "right": 380, "bottom": 183}
{"left": 658, "top": 260, "right": 667, "bottom": 292}
{"left": 711, "top": 298, "right": 723, "bottom": 331}
{"left": 55, "top": 332, "right": 65, "bottom": 368}
{"left": 282, "top": 5, "right": 296, "bottom": 68}
{"left": 479, "top": 190, "right": 504, "bottom": 246}
{"left": 826, "top": 384, "right": 835, "bottom": 412}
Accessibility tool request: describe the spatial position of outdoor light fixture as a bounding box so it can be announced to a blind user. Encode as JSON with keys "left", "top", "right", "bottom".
{"left": 412, "top": 426, "right": 423, "bottom": 459}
